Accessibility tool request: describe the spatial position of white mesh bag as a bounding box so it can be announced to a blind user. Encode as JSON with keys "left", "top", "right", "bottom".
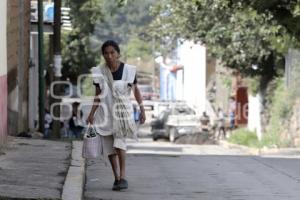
{"left": 82, "top": 125, "right": 101, "bottom": 159}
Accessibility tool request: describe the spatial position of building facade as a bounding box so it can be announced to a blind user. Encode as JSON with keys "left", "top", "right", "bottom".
{"left": 7, "top": 0, "right": 31, "bottom": 135}
{"left": 177, "top": 41, "right": 207, "bottom": 114}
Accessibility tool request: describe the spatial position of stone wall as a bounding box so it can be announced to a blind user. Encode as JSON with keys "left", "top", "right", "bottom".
{"left": 282, "top": 49, "right": 300, "bottom": 147}
{"left": 282, "top": 99, "right": 300, "bottom": 147}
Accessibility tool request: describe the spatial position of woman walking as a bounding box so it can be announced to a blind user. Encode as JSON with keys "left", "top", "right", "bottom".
{"left": 87, "top": 40, "right": 146, "bottom": 191}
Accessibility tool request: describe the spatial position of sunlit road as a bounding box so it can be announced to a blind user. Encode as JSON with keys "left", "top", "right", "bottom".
{"left": 84, "top": 138, "right": 300, "bottom": 200}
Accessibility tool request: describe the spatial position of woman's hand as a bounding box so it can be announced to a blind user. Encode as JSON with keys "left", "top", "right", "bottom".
{"left": 139, "top": 107, "right": 146, "bottom": 124}
{"left": 132, "top": 85, "right": 146, "bottom": 124}
{"left": 86, "top": 114, "right": 94, "bottom": 125}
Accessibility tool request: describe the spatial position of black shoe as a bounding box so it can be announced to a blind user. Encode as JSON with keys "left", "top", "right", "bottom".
{"left": 112, "top": 179, "right": 120, "bottom": 191}
{"left": 118, "top": 178, "right": 128, "bottom": 190}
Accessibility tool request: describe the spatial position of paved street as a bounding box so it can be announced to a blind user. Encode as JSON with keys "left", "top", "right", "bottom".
{"left": 84, "top": 139, "right": 300, "bottom": 200}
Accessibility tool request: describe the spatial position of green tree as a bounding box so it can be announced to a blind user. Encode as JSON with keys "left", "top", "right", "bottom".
{"left": 93, "top": 0, "right": 156, "bottom": 57}
{"left": 149, "top": 0, "right": 299, "bottom": 80}
{"left": 238, "top": 0, "right": 300, "bottom": 40}
{"left": 62, "top": 0, "right": 157, "bottom": 81}
{"left": 61, "top": 0, "right": 104, "bottom": 83}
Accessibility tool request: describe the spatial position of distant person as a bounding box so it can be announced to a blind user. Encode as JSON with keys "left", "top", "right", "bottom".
{"left": 229, "top": 96, "right": 236, "bottom": 130}
{"left": 200, "top": 111, "right": 210, "bottom": 132}
{"left": 61, "top": 119, "right": 70, "bottom": 138}
{"left": 44, "top": 109, "right": 52, "bottom": 138}
{"left": 217, "top": 108, "right": 226, "bottom": 139}
{"left": 69, "top": 102, "right": 84, "bottom": 138}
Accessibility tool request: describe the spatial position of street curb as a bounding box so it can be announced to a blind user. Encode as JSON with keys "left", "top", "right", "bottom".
{"left": 62, "top": 141, "right": 86, "bottom": 200}
{"left": 219, "top": 140, "right": 300, "bottom": 156}
{"left": 218, "top": 140, "right": 261, "bottom": 155}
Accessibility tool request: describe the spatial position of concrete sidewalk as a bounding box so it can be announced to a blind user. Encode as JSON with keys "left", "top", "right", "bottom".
{"left": 0, "top": 137, "right": 72, "bottom": 200}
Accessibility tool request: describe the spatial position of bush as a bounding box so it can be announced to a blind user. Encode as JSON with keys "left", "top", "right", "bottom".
{"left": 228, "top": 128, "right": 260, "bottom": 148}
{"left": 263, "top": 78, "right": 294, "bottom": 147}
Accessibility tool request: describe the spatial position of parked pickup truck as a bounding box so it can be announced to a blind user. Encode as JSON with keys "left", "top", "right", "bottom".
{"left": 151, "top": 103, "right": 201, "bottom": 142}
{"left": 165, "top": 115, "right": 201, "bottom": 142}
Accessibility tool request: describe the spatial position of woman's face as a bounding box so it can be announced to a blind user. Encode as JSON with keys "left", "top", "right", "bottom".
{"left": 102, "top": 45, "right": 120, "bottom": 65}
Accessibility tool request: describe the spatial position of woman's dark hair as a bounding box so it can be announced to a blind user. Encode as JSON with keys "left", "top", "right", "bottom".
{"left": 101, "top": 40, "right": 120, "bottom": 54}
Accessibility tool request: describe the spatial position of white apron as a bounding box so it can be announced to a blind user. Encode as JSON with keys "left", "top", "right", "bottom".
{"left": 90, "top": 63, "right": 137, "bottom": 136}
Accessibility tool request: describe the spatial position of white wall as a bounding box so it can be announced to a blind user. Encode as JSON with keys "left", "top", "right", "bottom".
{"left": 0, "top": 0, "right": 7, "bottom": 76}
{"left": 177, "top": 41, "right": 206, "bottom": 114}
{"left": 248, "top": 94, "right": 262, "bottom": 140}
{"left": 176, "top": 70, "right": 183, "bottom": 100}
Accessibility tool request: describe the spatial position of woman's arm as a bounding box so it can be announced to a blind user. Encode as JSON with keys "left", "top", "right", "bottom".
{"left": 87, "top": 85, "right": 101, "bottom": 124}
{"left": 132, "top": 84, "right": 146, "bottom": 124}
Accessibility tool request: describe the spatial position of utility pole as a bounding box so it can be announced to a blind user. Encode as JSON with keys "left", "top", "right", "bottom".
{"left": 38, "top": 0, "right": 45, "bottom": 134}
{"left": 51, "top": 0, "right": 62, "bottom": 138}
